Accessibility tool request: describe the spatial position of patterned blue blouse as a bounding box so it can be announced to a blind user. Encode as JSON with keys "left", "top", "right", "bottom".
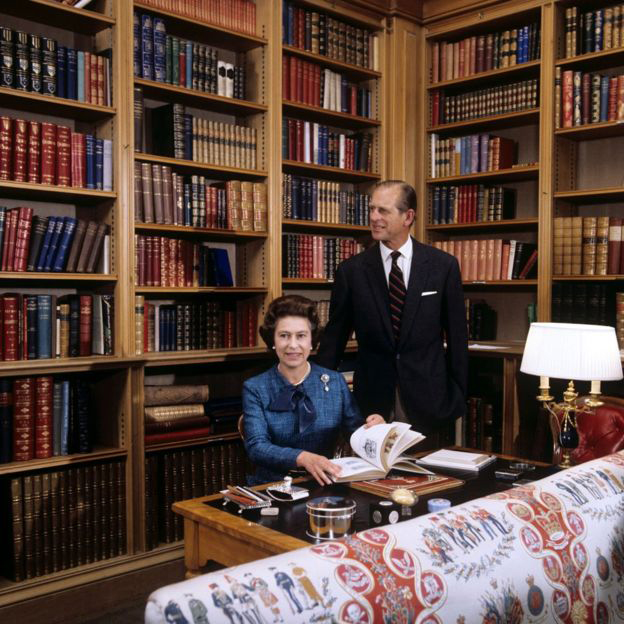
{"left": 242, "top": 362, "right": 362, "bottom": 484}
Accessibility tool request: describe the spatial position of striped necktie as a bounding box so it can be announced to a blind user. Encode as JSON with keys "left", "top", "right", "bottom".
{"left": 389, "top": 250, "right": 406, "bottom": 341}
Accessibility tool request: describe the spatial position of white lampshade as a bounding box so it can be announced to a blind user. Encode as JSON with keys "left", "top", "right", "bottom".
{"left": 520, "top": 322, "right": 623, "bottom": 381}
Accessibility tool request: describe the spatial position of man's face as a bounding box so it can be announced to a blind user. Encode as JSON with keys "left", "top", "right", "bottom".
{"left": 369, "top": 185, "right": 414, "bottom": 250}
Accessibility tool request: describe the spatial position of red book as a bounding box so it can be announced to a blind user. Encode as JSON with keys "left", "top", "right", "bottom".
{"left": 609, "top": 76, "right": 618, "bottom": 121}
{"left": 13, "top": 377, "right": 34, "bottom": 461}
{"left": 282, "top": 56, "right": 289, "bottom": 101}
{"left": 223, "top": 309, "right": 235, "bottom": 347}
{"left": 79, "top": 294, "right": 92, "bottom": 356}
{"left": 144, "top": 235, "right": 153, "bottom": 286}
{"left": 518, "top": 249, "right": 538, "bottom": 279}
{"left": 12, "top": 118, "right": 28, "bottom": 182}
{"left": 56, "top": 125, "right": 71, "bottom": 186}
{"left": 70, "top": 131, "right": 85, "bottom": 188}
{"left": 136, "top": 234, "right": 145, "bottom": 285}
{"left": 26, "top": 121, "right": 41, "bottom": 184}
{"left": 144, "top": 425, "right": 213, "bottom": 446}
{"left": 581, "top": 73, "right": 591, "bottom": 125}
{"left": 0, "top": 116, "right": 11, "bottom": 180}
{"left": 562, "top": 70, "right": 574, "bottom": 128}
{"left": 303, "top": 59, "right": 310, "bottom": 104}
{"left": 288, "top": 119, "right": 296, "bottom": 160}
{"left": 476, "top": 35, "right": 485, "bottom": 73}
{"left": 34, "top": 376, "right": 53, "bottom": 459}
{"left": 2, "top": 294, "right": 20, "bottom": 361}
{"left": 3, "top": 209, "right": 18, "bottom": 272}
{"left": 40, "top": 122, "right": 57, "bottom": 185}
{"left": 13, "top": 206, "right": 33, "bottom": 272}
{"left": 439, "top": 42, "right": 447, "bottom": 82}
{"left": 432, "top": 41, "right": 439, "bottom": 83}
{"left": 97, "top": 54, "right": 105, "bottom": 106}
{"left": 608, "top": 217, "right": 622, "bottom": 275}
{"left": 84, "top": 51, "right": 91, "bottom": 104}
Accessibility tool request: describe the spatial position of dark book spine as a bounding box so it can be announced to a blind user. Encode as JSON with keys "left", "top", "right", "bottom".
{"left": 28, "top": 33, "right": 42, "bottom": 94}
{"left": 14, "top": 31, "right": 29, "bottom": 91}
{"left": 41, "top": 37, "right": 57, "bottom": 96}
{"left": 0, "top": 27, "right": 14, "bottom": 89}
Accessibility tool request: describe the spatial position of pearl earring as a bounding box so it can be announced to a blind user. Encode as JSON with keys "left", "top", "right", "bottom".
{"left": 272, "top": 346, "right": 275, "bottom": 350}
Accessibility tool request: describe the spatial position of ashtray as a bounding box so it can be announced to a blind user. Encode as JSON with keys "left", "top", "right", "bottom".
{"left": 306, "top": 496, "right": 356, "bottom": 540}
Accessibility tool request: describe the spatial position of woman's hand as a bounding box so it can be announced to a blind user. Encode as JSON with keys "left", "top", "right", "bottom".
{"left": 364, "top": 413, "right": 385, "bottom": 428}
{"left": 296, "top": 451, "right": 341, "bottom": 485}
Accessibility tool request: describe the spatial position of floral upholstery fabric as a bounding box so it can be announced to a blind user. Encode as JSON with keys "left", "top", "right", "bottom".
{"left": 145, "top": 451, "right": 624, "bottom": 624}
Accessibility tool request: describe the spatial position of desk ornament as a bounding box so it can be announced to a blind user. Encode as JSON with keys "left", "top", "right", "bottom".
{"left": 306, "top": 496, "right": 356, "bottom": 540}
{"left": 370, "top": 499, "right": 400, "bottom": 526}
{"left": 222, "top": 485, "right": 272, "bottom": 513}
{"left": 391, "top": 488, "right": 418, "bottom": 517}
{"left": 266, "top": 475, "right": 309, "bottom": 502}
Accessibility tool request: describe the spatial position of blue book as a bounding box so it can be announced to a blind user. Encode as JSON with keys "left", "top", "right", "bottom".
{"left": 36, "top": 295, "right": 52, "bottom": 359}
{"left": 141, "top": 13, "right": 154, "bottom": 80}
{"left": 183, "top": 183, "right": 191, "bottom": 225}
{"left": 85, "top": 134, "right": 95, "bottom": 189}
{"left": 60, "top": 380, "right": 70, "bottom": 455}
{"left": 52, "top": 217, "right": 77, "bottom": 272}
{"left": 291, "top": 176, "right": 300, "bottom": 219}
{"left": 26, "top": 296, "right": 38, "bottom": 360}
{"left": 153, "top": 17, "right": 166, "bottom": 82}
{"left": 36, "top": 216, "right": 58, "bottom": 272}
{"left": 287, "top": 3, "right": 295, "bottom": 45}
{"left": 212, "top": 248, "right": 233, "bottom": 286}
{"left": 133, "top": 11, "right": 141, "bottom": 77}
{"left": 282, "top": 1, "right": 289, "bottom": 43}
{"left": 311, "top": 179, "right": 318, "bottom": 221}
{"left": 600, "top": 76, "right": 609, "bottom": 122}
{"left": 66, "top": 48, "right": 77, "bottom": 100}
{"left": 95, "top": 138, "right": 104, "bottom": 190}
{"left": 57, "top": 45, "right": 67, "bottom": 99}
{"left": 77, "top": 51, "right": 85, "bottom": 101}
{"left": 43, "top": 217, "right": 66, "bottom": 271}
{"left": 186, "top": 40, "right": 192, "bottom": 88}
{"left": 52, "top": 381, "right": 63, "bottom": 456}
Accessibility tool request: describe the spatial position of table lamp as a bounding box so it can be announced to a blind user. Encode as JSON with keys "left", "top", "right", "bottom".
{"left": 520, "top": 322, "right": 623, "bottom": 468}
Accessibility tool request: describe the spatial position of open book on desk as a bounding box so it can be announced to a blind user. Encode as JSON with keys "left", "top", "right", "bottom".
{"left": 331, "top": 422, "right": 432, "bottom": 482}
{"left": 416, "top": 449, "right": 496, "bottom": 472}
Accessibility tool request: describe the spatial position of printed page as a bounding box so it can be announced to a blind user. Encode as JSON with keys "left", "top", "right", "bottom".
{"left": 388, "top": 426, "right": 425, "bottom": 465}
{"left": 349, "top": 423, "right": 395, "bottom": 471}
{"left": 331, "top": 457, "right": 384, "bottom": 481}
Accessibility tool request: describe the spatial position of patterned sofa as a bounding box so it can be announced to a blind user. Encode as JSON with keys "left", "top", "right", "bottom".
{"left": 145, "top": 451, "right": 624, "bottom": 623}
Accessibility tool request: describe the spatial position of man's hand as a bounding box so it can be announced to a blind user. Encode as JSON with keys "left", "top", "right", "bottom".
{"left": 364, "top": 413, "right": 385, "bottom": 428}
{"left": 296, "top": 451, "right": 341, "bottom": 485}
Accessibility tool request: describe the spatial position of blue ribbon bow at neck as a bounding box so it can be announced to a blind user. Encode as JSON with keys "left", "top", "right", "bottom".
{"left": 269, "top": 385, "right": 316, "bottom": 433}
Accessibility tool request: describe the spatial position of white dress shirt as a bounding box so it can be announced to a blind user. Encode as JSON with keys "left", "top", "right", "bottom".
{"left": 379, "top": 237, "right": 412, "bottom": 287}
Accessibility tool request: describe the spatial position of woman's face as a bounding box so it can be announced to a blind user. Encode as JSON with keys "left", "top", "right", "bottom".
{"left": 274, "top": 315, "right": 312, "bottom": 372}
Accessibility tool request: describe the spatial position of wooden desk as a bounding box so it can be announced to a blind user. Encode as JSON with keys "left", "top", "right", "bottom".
{"left": 174, "top": 454, "right": 553, "bottom": 578}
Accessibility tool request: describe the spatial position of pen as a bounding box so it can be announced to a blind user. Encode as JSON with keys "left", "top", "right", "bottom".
{"left": 227, "top": 484, "right": 263, "bottom": 503}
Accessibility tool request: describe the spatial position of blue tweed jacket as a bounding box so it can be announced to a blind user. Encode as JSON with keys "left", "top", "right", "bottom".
{"left": 242, "top": 362, "right": 363, "bottom": 484}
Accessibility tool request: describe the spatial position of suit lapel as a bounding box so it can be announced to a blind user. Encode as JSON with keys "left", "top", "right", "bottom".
{"left": 398, "top": 239, "right": 429, "bottom": 349}
{"left": 363, "top": 244, "right": 394, "bottom": 346}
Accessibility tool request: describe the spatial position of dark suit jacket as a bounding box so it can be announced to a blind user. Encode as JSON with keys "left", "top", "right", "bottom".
{"left": 316, "top": 238, "right": 468, "bottom": 434}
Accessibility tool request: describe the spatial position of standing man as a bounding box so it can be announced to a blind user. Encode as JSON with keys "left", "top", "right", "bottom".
{"left": 316, "top": 180, "right": 468, "bottom": 435}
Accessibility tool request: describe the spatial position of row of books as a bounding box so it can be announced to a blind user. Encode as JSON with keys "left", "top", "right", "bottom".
{"left": 136, "top": 0, "right": 256, "bottom": 36}
{"left": 0, "top": 293, "right": 114, "bottom": 361}
{"left": 135, "top": 299, "right": 258, "bottom": 355}
{"left": 430, "top": 134, "right": 517, "bottom": 179}
{"left": 136, "top": 98, "right": 258, "bottom": 170}
{"left": 134, "top": 163, "right": 267, "bottom": 231}
{"left": 282, "top": 234, "right": 362, "bottom": 280}
{"left": 0, "top": 209, "right": 108, "bottom": 274}
{"left": 457, "top": 396, "right": 497, "bottom": 452}
{"left": 563, "top": 5, "right": 624, "bottom": 59}
{"left": 281, "top": 174, "right": 370, "bottom": 226}
{"left": 145, "top": 403, "right": 209, "bottom": 437}
{"left": 145, "top": 440, "right": 247, "bottom": 547}
{"left": 282, "top": 1, "right": 378, "bottom": 71}
{"left": 0, "top": 27, "right": 112, "bottom": 106}
{"left": 430, "top": 23, "right": 541, "bottom": 84}
{"left": 553, "top": 216, "right": 623, "bottom": 276}
{"left": 551, "top": 282, "right": 608, "bottom": 325}
{"left": 0, "top": 376, "right": 93, "bottom": 464}
{"left": 282, "top": 118, "right": 374, "bottom": 172}
{"left": 431, "top": 184, "right": 516, "bottom": 225}
{"left": 0, "top": 117, "right": 113, "bottom": 190}
{"left": 464, "top": 298, "right": 497, "bottom": 341}
{"left": 431, "top": 79, "right": 539, "bottom": 126}
{"left": 135, "top": 237, "right": 234, "bottom": 288}
{"left": 433, "top": 239, "right": 538, "bottom": 281}
{"left": 282, "top": 55, "right": 373, "bottom": 118}
{"left": 3, "top": 460, "right": 126, "bottom": 581}
{"left": 556, "top": 69, "right": 624, "bottom": 129}
{"left": 135, "top": 13, "right": 246, "bottom": 100}
{"left": 617, "top": 292, "right": 624, "bottom": 350}
{"left": 316, "top": 299, "right": 330, "bottom": 328}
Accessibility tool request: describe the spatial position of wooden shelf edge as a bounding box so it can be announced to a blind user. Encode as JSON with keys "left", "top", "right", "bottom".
{"left": 427, "top": 165, "right": 539, "bottom": 184}
{"left": 427, "top": 60, "right": 540, "bottom": 90}
{"left": 137, "top": 346, "right": 269, "bottom": 366}
{"left": 282, "top": 219, "right": 369, "bottom": 232}
{"left": 282, "top": 160, "right": 380, "bottom": 180}
{"left": 134, "top": 223, "right": 267, "bottom": 238}
{"left": 428, "top": 108, "right": 540, "bottom": 133}
{"left": 0, "top": 180, "right": 116, "bottom": 199}
{"left": 553, "top": 275, "right": 624, "bottom": 281}
{"left": 134, "top": 153, "right": 267, "bottom": 178}
{"left": 556, "top": 45, "right": 624, "bottom": 68}
{"left": 0, "top": 448, "right": 127, "bottom": 476}
{"left": 282, "top": 100, "right": 380, "bottom": 126}
{"left": 145, "top": 431, "right": 240, "bottom": 452}
{"left": 135, "top": 287, "right": 267, "bottom": 293}
{"left": 0, "top": 87, "right": 115, "bottom": 117}
{"left": 0, "top": 272, "right": 117, "bottom": 281}
{"left": 555, "top": 120, "right": 624, "bottom": 140}
{"left": 282, "top": 45, "right": 381, "bottom": 78}
{"left": 462, "top": 279, "right": 538, "bottom": 286}
{"left": 426, "top": 218, "right": 538, "bottom": 230}
{"left": 0, "top": 356, "right": 132, "bottom": 376}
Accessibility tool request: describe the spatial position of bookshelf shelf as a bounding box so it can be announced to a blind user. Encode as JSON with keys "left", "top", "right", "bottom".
{"left": 0, "top": 181, "right": 116, "bottom": 203}
{"left": 0, "top": 356, "right": 131, "bottom": 377}
{"left": 469, "top": 341, "right": 525, "bottom": 355}
{"left": 462, "top": 279, "right": 538, "bottom": 287}
{"left": 282, "top": 45, "right": 381, "bottom": 81}
{"left": 554, "top": 187, "right": 624, "bottom": 203}
{"left": 282, "top": 278, "right": 334, "bottom": 286}
{"left": 556, "top": 46, "right": 624, "bottom": 71}
{"left": 0, "top": 88, "right": 116, "bottom": 121}
{"left": 282, "top": 101, "right": 380, "bottom": 130}
{"left": 426, "top": 218, "right": 538, "bottom": 232}
{"left": 134, "top": 78, "right": 268, "bottom": 116}
{"left": 134, "top": 153, "right": 267, "bottom": 180}
{"left": 428, "top": 108, "right": 540, "bottom": 135}
{"left": 426, "top": 60, "right": 541, "bottom": 91}
{"left": 0, "top": 448, "right": 127, "bottom": 477}
{"left": 140, "top": 346, "right": 268, "bottom": 366}
{"left": 427, "top": 165, "right": 539, "bottom": 184}
{"left": 134, "top": 223, "right": 267, "bottom": 239}
{"left": 135, "top": 287, "right": 267, "bottom": 294}
{"left": 553, "top": 275, "right": 624, "bottom": 281}
{"left": 0, "top": 0, "right": 115, "bottom": 34}
{"left": 282, "top": 160, "right": 380, "bottom": 182}
{"left": 145, "top": 431, "right": 240, "bottom": 452}
{"left": 133, "top": 1, "right": 267, "bottom": 52}
{"left": 0, "top": 272, "right": 117, "bottom": 283}
{"left": 555, "top": 120, "right": 624, "bottom": 141}
{"left": 282, "top": 219, "right": 370, "bottom": 234}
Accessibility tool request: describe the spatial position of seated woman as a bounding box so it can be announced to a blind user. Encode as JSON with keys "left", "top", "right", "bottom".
{"left": 243, "top": 295, "right": 384, "bottom": 485}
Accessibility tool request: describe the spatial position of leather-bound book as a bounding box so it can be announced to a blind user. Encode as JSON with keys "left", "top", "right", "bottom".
{"left": 75, "top": 220, "right": 98, "bottom": 273}
{"left": 13, "top": 206, "right": 33, "bottom": 272}
{"left": 74, "top": 467, "right": 86, "bottom": 565}
{"left": 66, "top": 468, "right": 77, "bottom": 567}
{"left": 2, "top": 294, "right": 20, "bottom": 361}
{"left": 78, "top": 294, "right": 92, "bottom": 356}
{"left": 27, "top": 121, "right": 41, "bottom": 184}
{"left": 151, "top": 163, "right": 164, "bottom": 223}
{"left": 34, "top": 376, "right": 53, "bottom": 459}
{"left": 13, "top": 377, "right": 34, "bottom": 461}
{"left": 595, "top": 215, "right": 610, "bottom": 276}
{"left": 55, "top": 125, "right": 71, "bottom": 187}
{"left": 0, "top": 116, "right": 12, "bottom": 180}
{"left": 608, "top": 217, "right": 623, "bottom": 274}
{"left": 85, "top": 222, "right": 107, "bottom": 273}
{"left": 32, "top": 474, "right": 44, "bottom": 577}
{"left": 52, "top": 216, "right": 77, "bottom": 272}
{"left": 141, "top": 162, "right": 154, "bottom": 222}
{"left": 7, "top": 477, "right": 25, "bottom": 580}
{"left": 64, "top": 218, "right": 87, "bottom": 273}
{"left": 12, "top": 118, "right": 28, "bottom": 182}
{"left": 134, "top": 161, "right": 143, "bottom": 222}
{"left": 49, "top": 471, "right": 60, "bottom": 572}
{"left": 70, "top": 131, "right": 85, "bottom": 188}
{"left": 23, "top": 475, "right": 36, "bottom": 578}
{"left": 0, "top": 378, "right": 12, "bottom": 462}
{"left": 26, "top": 216, "right": 48, "bottom": 272}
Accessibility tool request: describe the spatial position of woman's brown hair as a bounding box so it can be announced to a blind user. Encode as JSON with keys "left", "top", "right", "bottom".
{"left": 259, "top": 295, "right": 321, "bottom": 349}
